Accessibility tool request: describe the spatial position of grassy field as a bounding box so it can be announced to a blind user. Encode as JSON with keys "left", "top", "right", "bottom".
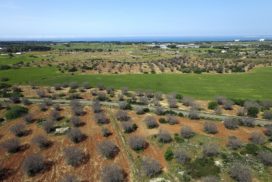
{"left": 1, "top": 66, "right": 272, "bottom": 100}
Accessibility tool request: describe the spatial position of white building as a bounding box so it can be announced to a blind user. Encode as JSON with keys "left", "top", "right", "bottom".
{"left": 259, "top": 39, "right": 265, "bottom": 42}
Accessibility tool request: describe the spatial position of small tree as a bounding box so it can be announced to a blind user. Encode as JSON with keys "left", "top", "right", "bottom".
{"left": 188, "top": 108, "right": 200, "bottom": 120}
{"left": 142, "top": 157, "right": 162, "bottom": 177}
{"left": 71, "top": 100, "right": 85, "bottom": 116}
{"left": 264, "top": 125, "right": 272, "bottom": 136}
{"left": 167, "top": 115, "right": 178, "bottom": 125}
{"left": 229, "top": 163, "right": 252, "bottom": 182}
{"left": 174, "top": 149, "right": 191, "bottom": 164}
{"left": 227, "top": 136, "right": 242, "bottom": 150}
{"left": 128, "top": 136, "right": 148, "bottom": 151}
{"left": 70, "top": 116, "right": 84, "bottom": 127}
{"left": 223, "top": 118, "right": 239, "bottom": 129}
{"left": 101, "top": 128, "right": 112, "bottom": 137}
{"left": 223, "top": 100, "right": 234, "bottom": 110}
{"left": 208, "top": 101, "right": 218, "bottom": 110}
{"left": 258, "top": 151, "right": 272, "bottom": 166}
{"left": 203, "top": 143, "right": 219, "bottom": 157}
{"left": 203, "top": 122, "right": 218, "bottom": 134}
{"left": 101, "top": 164, "right": 125, "bottom": 182}
{"left": 1, "top": 138, "right": 21, "bottom": 153}
{"left": 67, "top": 128, "right": 86, "bottom": 143}
{"left": 180, "top": 126, "right": 195, "bottom": 139}
{"left": 144, "top": 116, "right": 158, "bottom": 129}
{"left": 32, "top": 135, "right": 51, "bottom": 149}
{"left": 95, "top": 113, "right": 109, "bottom": 124}
{"left": 42, "top": 120, "right": 55, "bottom": 133}
{"left": 23, "top": 114, "right": 34, "bottom": 124}
{"left": 10, "top": 123, "right": 27, "bottom": 137}
{"left": 5, "top": 106, "right": 28, "bottom": 120}
{"left": 22, "top": 154, "right": 45, "bottom": 176}
{"left": 122, "top": 122, "right": 137, "bottom": 133}
{"left": 154, "top": 106, "right": 164, "bottom": 115}
{"left": 116, "top": 110, "right": 130, "bottom": 122}
{"left": 240, "top": 117, "right": 255, "bottom": 127}
{"left": 263, "top": 110, "right": 272, "bottom": 120}
{"left": 249, "top": 132, "right": 266, "bottom": 145}
{"left": 92, "top": 100, "right": 102, "bottom": 113}
{"left": 119, "top": 101, "right": 131, "bottom": 110}
{"left": 157, "top": 130, "right": 172, "bottom": 143}
{"left": 98, "top": 140, "right": 119, "bottom": 159}
{"left": 63, "top": 147, "right": 85, "bottom": 167}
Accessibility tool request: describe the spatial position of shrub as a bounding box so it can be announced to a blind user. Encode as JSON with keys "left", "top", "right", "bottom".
{"left": 155, "top": 106, "right": 164, "bottom": 115}
{"left": 223, "top": 100, "right": 234, "bottom": 110}
{"left": 223, "top": 118, "right": 239, "bottom": 129}
{"left": 135, "top": 106, "right": 145, "bottom": 115}
{"left": 188, "top": 108, "right": 200, "bottom": 120}
{"left": 22, "top": 98, "right": 32, "bottom": 106}
{"left": 167, "top": 115, "right": 178, "bottom": 125}
{"left": 216, "top": 96, "right": 227, "bottom": 105}
{"left": 203, "top": 122, "right": 218, "bottom": 134}
{"left": 50, "top": 110, "right": 62, "bottom": 121}
{"left": 92, "top": 100, "right": 102, "bottom": 113}
{"left": 159, "top": 118, "right": 167, "bottom": 124}
{"left": 174, "top": 149, "right": 191, "bottom": 164}
{"left": 64, "top": 147, "right": 85, "bottom": 167}
{"left": 263, "top": 110, "right": 272, "bottom": 120}
{"left": 180, "top": 126, "right": 195, "bottom": 139}
{"left": 116, "top": 110, "right": 130, "bottom": 122}
{"left": 70, "top": 116, "right": 84, "bottom": 127}
{"left": 227, "top": 136, "right": 242, "bottom": 150}
{"left": 122, "top": 122, "right": 137, "bottom": 133}
{"left": 101, "top": 164, "right": 125, "bottom": 182}
{"left": 95, "top": 113, "right": 109, "bottom": 124}
{"left": 247, "top": 107, "right": 259, "bottom": 118}
{"left": 101, "top": 128, "right": 112, "bottom": 137}
{"left": 32, "top": 135, "right": 51, "bottom": 149}
{"left": 240, "top": 117, "right": 255, "bottom": 127}
{"left": 39, "top": 103, "right": 48, "bottom": 111}
{"left": 82, "top": 82, "right": 91, "bottom": 89}
{"left": 61, "top": 175, "right": 79, "bottom": 182}
{"left": 164, "top": 148, "right": 174, "bottom": 161}
{"left": 97, "top": 92, "right": 108, "bottom": 101}
{"left": 203, "top": 143, "right": 219, "bottom": 157}
{"left": 264, "top": 125, "right": 272, "bottom": 136}
{"left": 139, "top": 96, "right": 149, "bottom": 105}
{"left": 237, "top": 108, "right": 246, "bottom": 116}
{"left": 42, "top": 120, "right": 55, "bottom": 133}
{"left": 128, "top": 136, "right": 148, "bottom": 151}
{"left": 5, "top": 106, "right": 28, "bottom": 120}
{"left": 182, "top": 96, "right": 194, "bottom": 106}
{"left": 168, "top": 98, "right": 177, "bottom": 108}
{"left": 67, "top": 128, "right": 86, "bottom": 143}
{"left": 36, "top": 90, "right": 46, "bottom": 98}
{"left": 144, "top": 116, "right": 158, "bottom": 129}
{"left": 10, "top": 123, "right": 27, "bottom": 137}
{"left": 157, "top": 130, "right": 172, "bottom": 143}
{"left": 98, "top": 140, "right": 119, "bottom": 159}
{"left": 22, "top": 154, "right": 45, "bottom": 176}
{"left": 187, "top": 157, "right": 220, "bottom": 178}
{"left": 249, "top": 132, "right": 266, "bottom": 145}
{"left": 119, "top": 101, "right": 131, "bottom": 110}
{"left": 142, "top": 157, "right": 162, "bottom": 177}
{"left": 71, "top": 100, "right": 85, "bottom": 116}
{"left": 243, "top": 143, "right": 260, "bottom": 155}
{"left": 208, "top": 101, "right": 218, "bottom": 110}
{"left": 201, "top": 176, "right": 219, "bottom": 182}
{"left": 229, "top": 163, "right": 252, "bottom": 182}
{"left": 258, "top": 151, "right": 272, "bottom": 166}
{"left": 23, "top": 114, "right": 34, "bottom": 124}
{"left": 1, "top": 138, "right": 21, "bottom": 153}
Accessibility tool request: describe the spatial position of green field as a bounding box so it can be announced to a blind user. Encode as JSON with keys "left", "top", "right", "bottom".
{"left": 1, "top": 66, "right": 272, "bottom": 100}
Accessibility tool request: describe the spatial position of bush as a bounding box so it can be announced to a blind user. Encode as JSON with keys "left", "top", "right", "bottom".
{"left": 22, "top": 154, "right": 45, "bottom": 176}
{"left": 128, "top": 136, "right": 148, "bottom": 151}
{"left": 95, "top": 113, "right": 109, "bottom": 124}
{"left": 187, "top": 157, "right": 220, "bottom": 178}
{"left": 42, "top": 120, "right": 55, "bottom": 133}
{"left": 64, "top": 147, "right": 85, "bottom": 167}
{"left": 203, "top": 143, "right": 219, "bottom": 157}
{"left": 223, "top": 118, "right": 239, "bottom": 129}
{"left": 203, "top": 122, "right": 218, "bottom": 134}
{"left": 70, "top": 116, "right": 84, "bottom": 127}
{"left": 263, "top": 110, "right": 272, "bottom": 120}
{"left": 101, "top": 128, "right": 112, "bottom": 137}
{"left": 119, "top": 101, "right": 131, "bottom": 110}
{"left": 155, "top": 106, "right": 164, "bottom": 115}
{"left": 101, "top": 164, "right": 125, "bottom": 182}
{"left": 164, "top": 148, "right": 174, "bottom": 161}
{"left": 188, "top": 108, "right": 200, "bottom": 120}
{"left": 98, "top": 140, "right": 119, "bottom": 159}
{"left": 223, "top": 100, "right": 234, "bottom": 110}
{"left": 10, "top": 123, "right": 27, "bottom": 137}
{"left": 227, "top": 136, "right": 242, "bottom": 150}
{"left": 32, "top": 135, "right": 51, "bottom": 149}
{"left": 174, "top": 149, "right": 191, "bottom": 164}
{"left": 168, "top": 98, "right": 178, "bottom": 108}
{"left": 201, "top": 176, "right": 219, "bottom": 182}
{"left": 92, "top": 100, "right": 102, "bottom": 113}
{"left": 144, "top": 116, "right": 158, "bottom": 129}
{"left": 216, "top": 96, "right": 227, "bottom": 105}
{"left": 135, "top": 106, "right": 145, "bottom": 115}
{"left": 180, "top": 126, "right": 195, "bottom": 139}
{"left": 122, "top": 122, "right": 137, "bottom": 133}
{"left": 167, "top": 115, "right": 178, "bottom": 125}
{"left": 229, "top": 163, "right": 252, "bottom": 182}
{"left": 22, "top": 98, "right": 32, "bottom": 106}
{"left": 23, "top": 114, "right": 34, "bottom": 124}
{"left": 258, "top": 151, "right": 272, "bottom": 166}
{"left": 1, "top": 138, "right": 21, "bottom": 153}
{"left": 182, "top": 96, "right": 194, "bottom": 106}
{"left": 249, "top": 132, "right": 266, "bottom": 145}
{"left": 242, "top": 143, "right": 260, "bottom": 155}
{"left": 67, "top": 128, "right": 86, "bottom": 143}
{"left": 264, "top": 125, "right": 272, "bottom": 136}
{"left": 71, "top": 100, "right": 85, "bottom": 116}
{"left": 5, "top": 106, "right": 28, "bottom": 120}
{"left": 157, "top": 130, "right": 172, "bottom": 143}
{"left": 61, "top": 175, "right": 79, "bottom": 182}
{"left": 208, "top": 101, "right": 218, "bottom": 110}
{"left": 159, "top": 118, "right": 167, "bottom": 124}
{"left": 116, "top": 110, "right": 130, "bottom": 122}
{"left": 142, "top": 157, "right": 162, "bottom": 177}
{"left": 39, "top": 103, "right": 48, "bottom": 111}
{"left": 247, "top": 107, "right": 259, "bottom": 118}
{"left": 240, "top": 117, "right": 255, "bottom": 127}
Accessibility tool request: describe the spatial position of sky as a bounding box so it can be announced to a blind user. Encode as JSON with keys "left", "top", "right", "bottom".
{"left": 0, "top": 0, "right": 272, "bottom": 39}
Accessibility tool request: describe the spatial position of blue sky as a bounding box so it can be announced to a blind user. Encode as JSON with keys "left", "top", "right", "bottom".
{"left": 0, "top": 0, "right": 271, "bottom": 39}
